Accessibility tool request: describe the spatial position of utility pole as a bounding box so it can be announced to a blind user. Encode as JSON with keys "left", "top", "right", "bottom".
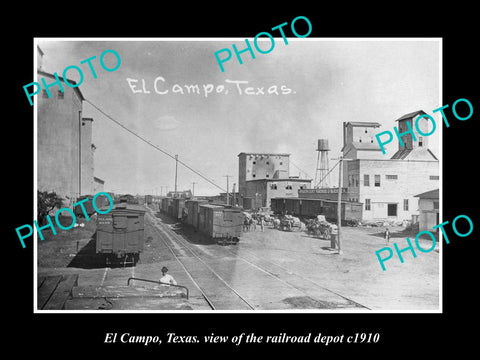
{"left": 174, "top": 154, "right": 178, "bottom": 197}
{"left": 232, "top": 183, "right": 236, "bottom": 206}
{"left": 192, "top": 182, "right": 196, "bottom": 198}
{"left": 337, "top": 155, "right": 343, "bottom": 255}
{"left": 223, "top": 175, "right": 231, "bottom": 205}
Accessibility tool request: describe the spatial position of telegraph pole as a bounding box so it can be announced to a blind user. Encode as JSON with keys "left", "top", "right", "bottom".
{"left": 232, "top": 183, "right": 236, "bottom": 206}
{"left": 174, "top": 154, "right": 178, "bottom": 197}
{"left": 337, "top": 155, "right": 343, "bottom": 255}
{"left": 192, "top": 182, "right": 196, "bottom": 198}
{"left": 223, "top": 175, "right": 231, "bottom": 205}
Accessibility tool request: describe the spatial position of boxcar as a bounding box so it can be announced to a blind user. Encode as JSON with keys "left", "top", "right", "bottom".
{"left": 171, "top": 198, "right": 187, "bottom": 221}
{"left": 96, "top": 203, "right": 146, "bottom": 265}
{"left": 74, "top": 195, "right": 96, "bottom": 217}
{"left": 185, "top": 199, "right": 208, "bottom": 227}
{"left": 197, "top": 204, "right": 243, "bottom": 243}
{"left": 160, "top": 197, "right": 172, "bottom": 214}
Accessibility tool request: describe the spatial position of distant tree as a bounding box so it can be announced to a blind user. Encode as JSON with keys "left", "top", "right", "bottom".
{"left": 37, "top": 191, "right": 63, "bottom": 225}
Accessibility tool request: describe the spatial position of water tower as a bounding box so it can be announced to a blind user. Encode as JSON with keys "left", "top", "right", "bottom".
{"left": 314, "top": 139, "right": 330, "bottom": 188}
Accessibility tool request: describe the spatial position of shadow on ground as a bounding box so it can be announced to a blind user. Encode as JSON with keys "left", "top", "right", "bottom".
{"left": 67, "top": 232, "right": 136, "bottom": 269}
{"left": 371, "top": 227, "right": 439, "bottom": 239}
{"left": 154, "top": 211, "right": 217, "bottom": 246}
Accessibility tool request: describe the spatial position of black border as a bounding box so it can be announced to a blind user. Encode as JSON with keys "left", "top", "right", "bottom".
{"left": 7, "top": 6, "right": 479, "bottom": 355}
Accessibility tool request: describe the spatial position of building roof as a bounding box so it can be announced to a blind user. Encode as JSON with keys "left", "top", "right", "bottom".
{"left": 348, "top": 141, "right": 382, "bottom": 151}
{"left": 238, "top": 152, "right": 290, "bottom": 157}
{"left": 246, "top": 178, "right": 312, "bottom": 183}
{"left": 390, "top": 148, "right": 438, "bottom": 160}
{"left": 345, "top": 122, "right": 381, "bottom": 127}
{"left": 390, "top": 148, "right": 412, "bottom": 159}
{"left": 38, "top": 69, "right": 85, "bottom": 101}
{"left": 394, "top": 110, "right": 426, "bottom": 122}
{"left": 272, "top": 197, "right": 362, "bottom": 204}
{"left": 414, "top": 188, "right": 439, "bottom": 199}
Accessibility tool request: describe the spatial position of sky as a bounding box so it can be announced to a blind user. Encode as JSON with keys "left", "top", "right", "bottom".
{"left": 36, "top": 38, "right": 441, "bottom": 196}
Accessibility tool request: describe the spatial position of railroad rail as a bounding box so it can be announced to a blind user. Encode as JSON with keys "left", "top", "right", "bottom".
{"left": 146, "top": 207, "right": 369, "bottom": 310}
{"left": 146, "top": 209, "right": 256, "bottom": 310}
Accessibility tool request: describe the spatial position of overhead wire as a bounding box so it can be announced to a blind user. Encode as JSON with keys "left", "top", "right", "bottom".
{"left": 84, "top": 99, "right": 227, "bottom": 193}
{"left": 289, "top": 160, "right": 312, "bottom": 180}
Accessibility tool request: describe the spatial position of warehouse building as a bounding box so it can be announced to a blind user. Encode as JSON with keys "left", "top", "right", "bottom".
{"left": 415, "top": 188, "right": 439, "bottom": 232}
{"left": 238, "top": 152, "right": 311, "bottom": 209}
{"left": 37, "top": 46, "right": 102, "bottom": 207}
{"left": 299, "top": 112, "right": 439, "bottom": 223}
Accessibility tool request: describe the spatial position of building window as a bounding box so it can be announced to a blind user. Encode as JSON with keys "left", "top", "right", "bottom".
{"left": 374, "top": 175, "right": 381, "bottom": 187}
{"left": 266, "top": 161, "right": 269, "bottom": 165}
{"left": 365, "top": 199, "right": 371, "bottom": 211}
{"left": 386, "top": 175, "right": 398, "bottom": 180}
{"left": 266, "top": 174, "right": 270, "bottom": 178}
{"left": 271, "top": 183, "right": 277, "bottom": 190}
{"left": 252, "top": 174, "right": 256, "bottom": 178}
{"left": 286, "top": 185, "right": 292, "bottom": 190}
{"left": 388, "top": 204, "right": 398, "bottom": 216}
{"left": 403, "top": 199, "right": 409, "bottom": 211}
{"left": 280, "top": 162, "right": 283, "bottom": 165}
{"left": 430, "top": 175, "right": 439, "bottom": 180}
{"left": 419, "top": 137, "right": 423, "bottom": 146}
{"left": 359, "top": 139, "right": 362, "bottom": 143}
{"left": 58, "top": 89, "right": 64, "bottom": 99}
{"left": 252, "top": 161, "right": 256, "bottom": 165}
{"left": 364, "top": 174, "right": 370, "bottom": 186}
{"left": 433, "top": 201, "right": 439, "bottom": 210}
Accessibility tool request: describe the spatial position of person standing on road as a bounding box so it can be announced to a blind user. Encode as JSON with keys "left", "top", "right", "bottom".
{"left": 159, "top": 266, "right": 177, "bottom": 285}
{"left": 384, "top": 228, "right": 391, "bottom": 245}
{"left": 260, "top": 217, "right": 265, "bottom": 232}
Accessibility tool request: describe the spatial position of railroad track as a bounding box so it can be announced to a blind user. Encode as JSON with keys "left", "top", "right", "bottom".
{"left": 145, "top": 210, "right": 255, "bottom": 310}
{"left": 221, "top": 245, "right": 370, "bottom": 310}
{"left": 146, "top": 207, "right": 369, "bottom": 310}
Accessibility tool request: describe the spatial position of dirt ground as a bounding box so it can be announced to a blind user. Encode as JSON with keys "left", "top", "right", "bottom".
{"left": 237, "top": 223, "right": 440, "bottom": 310}
{"left": 37, "top": 209, "right": 440, "bottom": 311}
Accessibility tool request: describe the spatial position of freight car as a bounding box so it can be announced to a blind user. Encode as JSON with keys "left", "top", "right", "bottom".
{"left": 118, "top": 194, "right": 139, "bottom": 204}
{"left": 96, "top": 203, "right": 146, "bottom": 265}
{"left": 171, "top": 197, "right": 187, "bottom": 221}
{"left": 197, "top": 203, "right": 243, "bottom": 245}
{"left": 185, "top": 199, "right": 208, "bottom": 228}
{"left": 74, "top": 195, "right": 96, "bottom": 218}
{"left": 74, "top": 194, "right": 110, "bottom": 218}
{"left": 170, "top": 199, "right": 243, "bottom": 245}
{"left": 160, "top": 197, "right": 173, "bottom": 214}
{"left": 270, "top": 197, "right": 362, "bottom": 225}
